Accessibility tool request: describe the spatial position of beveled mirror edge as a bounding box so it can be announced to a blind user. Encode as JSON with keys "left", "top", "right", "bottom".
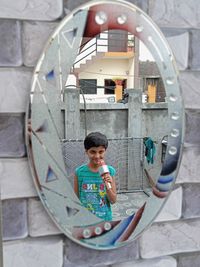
{"left": 25, "top": 0, "right": 185, "bottom": 250}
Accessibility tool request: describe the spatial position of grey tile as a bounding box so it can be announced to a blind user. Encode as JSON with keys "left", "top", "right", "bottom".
{"left": 63, "top": 256, "right": 93, "bottom": 267}
{"left": 161, "top": 28, "right": 188, "bottom": 38}
{"left": 0, "top": 114, "right": 26, "bottom": 157}
{"left": 0, "top": 0, "right": 63, "bottom": 21}
{"left": 2, "top": 199, "right": 28, "bottom": 240}
{"left": 182, "top": 184, "right": 200, "bottom": 219}
{"left": 149, "top": 0, "right": 200, "bottom": 28}
{"left": 189, "top": 30, "right": 200, "bottom": 70}
{"left": 159, "top": 28, "right": 189, "bottom": 70}
{"left": 127, "top": 0, "right": 148, "bottom": 12}
{"left": 22, "top": 21, "right": 58, "bottom": 67}
{"left": 179, "top": 71, "right": 200, "bottom": 109}
{"left": 177, "top": 145, "right": 200, "bottom": 184}
{"left": 178, "top": 253, "right": 200, "bottom": 267}
{"left": 64, "top": 238, "right": 139, "bottom": 266}
{"left": 0, "top": 19, "right": 22, "bottom": 67}
{"left": 64, "top": 0, "right": 148, "bottom": 13}
{"left": 64, "top": 0, "right": 87, "bottom": 12}
{"left": 0, "top": 68, "right": 32, "bottom": 113}
{"left": 3, "top": 237, "right": 63, "bottom": 266}
{"left": 185, "top": 110, "right": 200, "bottom": 145}
{"left": 140, "top": 219, "right": 200, "bottom": 258}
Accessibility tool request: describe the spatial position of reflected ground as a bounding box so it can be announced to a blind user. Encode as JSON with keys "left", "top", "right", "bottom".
{"left": 112, "top": 191, "right": 150, "bottom": 220}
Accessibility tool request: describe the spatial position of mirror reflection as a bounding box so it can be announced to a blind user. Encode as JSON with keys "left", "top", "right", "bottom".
{"left": 62, "top": 30, "right": 168, "bottom": 220}
{"left": 27, "top": 0, "right": 183, "bottom": 250}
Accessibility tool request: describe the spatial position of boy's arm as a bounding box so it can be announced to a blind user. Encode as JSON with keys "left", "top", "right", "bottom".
{"left": 102, "top": 174, "right": 117, "bottom": 204}
{"left": 74, "top": 175, "right": 79, "bottom": 197}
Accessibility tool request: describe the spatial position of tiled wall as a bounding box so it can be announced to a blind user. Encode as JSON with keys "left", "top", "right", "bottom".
{"left": 0, "top": 0, "right": 200, "bottom": 266}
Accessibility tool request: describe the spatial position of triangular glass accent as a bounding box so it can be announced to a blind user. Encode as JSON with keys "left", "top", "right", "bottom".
{"left": 66, "top": 206, "right": 79, "bottom": 217}
{"left": 46, "top": 70, "right": 54, "bottom": 80}
{"left": 44, "top": 69, "right": 56, "bottom": 87}
{"left": 35, "top": 119, "right": 49, "bottom": 133}
{"left": 62, "top": 27, "right": 78, "bottom": 48}
{"left": 45, "top": 166, "right": 58, "bottom": 182}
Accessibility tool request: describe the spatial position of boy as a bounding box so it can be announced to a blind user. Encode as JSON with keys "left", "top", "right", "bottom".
{"left": 74, "top": 132, "right": 117, "bottom": 221}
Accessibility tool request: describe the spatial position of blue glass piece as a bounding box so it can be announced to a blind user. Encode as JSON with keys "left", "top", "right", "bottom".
{"left": 46, "top": 166, "right": 58, "bottom": 182}
{"left": 46, "top": 70, "right": 55, "bottom": 81}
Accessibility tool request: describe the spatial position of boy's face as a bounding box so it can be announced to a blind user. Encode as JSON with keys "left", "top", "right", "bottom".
{"left": 86, "top": 146, "right": 106, "bottom": 166}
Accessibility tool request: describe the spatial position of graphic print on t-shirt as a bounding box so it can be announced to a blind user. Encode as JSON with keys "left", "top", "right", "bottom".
{"left": 76, "top": 164, "right": 115, "bottom": 221}
{"left": 80, "top": 178, "right": 109, "bottom": 217}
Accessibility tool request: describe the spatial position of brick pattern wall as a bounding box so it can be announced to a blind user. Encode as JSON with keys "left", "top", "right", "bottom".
{"left": 0, "top": 0, "right": 200, "bottom": 266}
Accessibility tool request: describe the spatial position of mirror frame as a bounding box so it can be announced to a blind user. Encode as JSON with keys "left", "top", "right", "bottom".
{"left": 26, "top": 0, "right": 184, "bottom": 250}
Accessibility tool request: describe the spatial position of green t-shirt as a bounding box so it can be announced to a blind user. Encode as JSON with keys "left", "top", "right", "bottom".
{"left": 75, "top": 164, "right": 116, "bottom": 221}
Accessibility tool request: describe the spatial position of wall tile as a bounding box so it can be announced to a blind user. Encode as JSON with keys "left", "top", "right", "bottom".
{"left": 0, "top": 68, "right": 32, "bottom": 113}
{"left": 189, "top": 30, "right": 200, "bottom": 70}
{"left": 64, "top": 0, "right": 88, "bottom": 13}
{"left": 28, "top": 198, "right": 61, "bottom": 237}
{"left": 178, "top": 253, "right": 200, "bottom": 267}
{"left": 0, "top": 158, "right": 37, "bottom": 200}
{"left": 177, "top": 145, "right": 200, "bottom": 184}
{"left": 127, "top": 0, "right": 148, "bottom": 11}
{"left": 64, "top": 238, "right": 139, "bottom": 266}
{"left": 155, "top": 187, "right": 182, "bottom": 222}
{"left": 3, "top": 237, "right": 63, "bottom": 267}
{"left": 2, "top": 199, "right": 28, "bottom": 240}
{"left": 182, "top": 184, "right": 200, "bottom": 219}
{"left": 140, "top": 219, "right": 200, "bottom": 258}
{"left": 111, "top": 256, "right": 177, "bottom": 267}
{"left": 0, "top": 114, "right": 26, "bottom": 157}
{"left": 185, "top": 109, "right": 200, "bottom": 145}
{"left": 0, "top": 1, "right": 63, "bottom": 21}
{"left": 64, "top": 0, "right": 148, "bottom": 14}
{"left": 0, "top": 20, "right": 22, "bottom": 66}
{"left": 161, "top": 29, "right": 189, "bottom": 70}
{"left": 22, "top": 21, "right": 58, "bottom": 67}
{"left": 149, "top": 0, "right": 200, "bottom": 28}
{"left": 64, "top": 257, "right": 100, "bottom": 267}
{"left": 180, "top": 71, "right": 200, "bottom": 109}
{"left": 167, "top": 32, "right": 189, "bottom": 70}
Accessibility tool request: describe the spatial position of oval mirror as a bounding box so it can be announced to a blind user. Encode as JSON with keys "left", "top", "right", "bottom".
{"left": 26, "top": 0, "right": 184, "bottom": 250}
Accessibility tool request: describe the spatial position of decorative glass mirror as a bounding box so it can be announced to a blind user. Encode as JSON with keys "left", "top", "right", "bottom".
{"left": 26, "top": 0, "right": 184, "bottom": 250}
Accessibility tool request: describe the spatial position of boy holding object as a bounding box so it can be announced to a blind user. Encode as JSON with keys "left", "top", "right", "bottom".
{"left": 74, "top": 132, "right": 117, "bottom": 221}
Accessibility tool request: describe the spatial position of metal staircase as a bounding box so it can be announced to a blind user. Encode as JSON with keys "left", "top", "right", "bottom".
{"left": 72, "top": 31, "right": 134, "bottom": 73}
{"left": 73, "top": 35, "right": 107, "bottom": 73}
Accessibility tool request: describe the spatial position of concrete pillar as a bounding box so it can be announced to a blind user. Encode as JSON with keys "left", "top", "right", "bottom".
{"left": 134, "top": 37, "right": 140, "bottom": 88}
{"left": 127, "top": 89, "right": 142, "bottom": 138}
{"left": 127, "top": 89, "right": 142, "bottom": 189}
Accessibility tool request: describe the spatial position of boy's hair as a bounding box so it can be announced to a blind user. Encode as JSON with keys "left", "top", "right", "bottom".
{"left": 84, "top": 132, "right": 108, "bottom": 150}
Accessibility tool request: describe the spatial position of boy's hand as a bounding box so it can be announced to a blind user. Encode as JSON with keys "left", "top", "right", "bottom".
{"left": 102, "top": 174, "right": 117, "bottom": 203}
{"left": 102, "top": 174, "right": 112, "bottom": 183}
{"left": 102, "top": 174, "right": 112, "bottom": 190}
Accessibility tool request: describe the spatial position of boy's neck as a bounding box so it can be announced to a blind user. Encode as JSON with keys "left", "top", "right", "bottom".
{"left": 88, "top": 162, "right": 99, "bottom": 172}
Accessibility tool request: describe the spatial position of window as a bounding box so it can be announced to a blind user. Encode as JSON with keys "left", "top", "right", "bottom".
{"left": 79, "top": 79, "right": 97, "bottom": 94}
{"left": 104, "top": 79, "right": 116, "bottom": 94}
{"left": 108, "top": 30, "right": 128, "bottom": 52}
